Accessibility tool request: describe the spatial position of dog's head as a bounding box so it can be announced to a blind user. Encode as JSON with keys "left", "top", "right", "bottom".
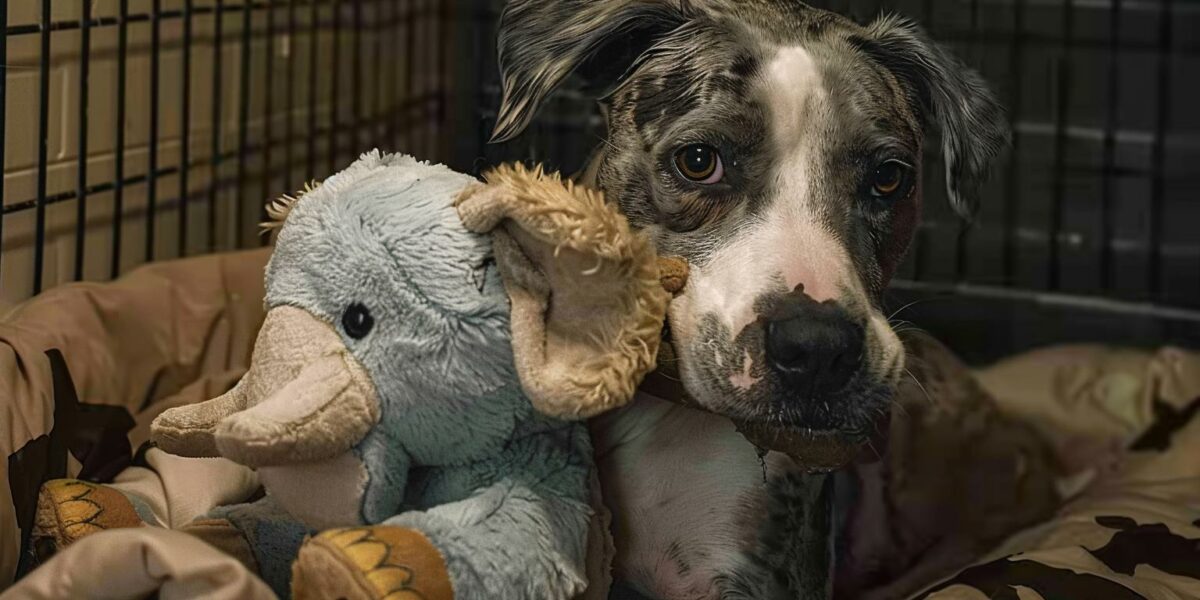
{"left": 493, "top": 0, "right": 1008, "bottom": 439}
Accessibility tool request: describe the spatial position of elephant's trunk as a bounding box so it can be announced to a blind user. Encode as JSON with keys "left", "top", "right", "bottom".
{"left": 152, "top": 306, "right": 380, "bottom": 468}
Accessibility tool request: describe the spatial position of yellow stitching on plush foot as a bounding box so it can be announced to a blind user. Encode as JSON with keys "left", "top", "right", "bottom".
{"left": 293, "top": 526, "right": 453, "bottom": 600}
{"left": 32, "top": 479, "right": 143, "bottom": 564}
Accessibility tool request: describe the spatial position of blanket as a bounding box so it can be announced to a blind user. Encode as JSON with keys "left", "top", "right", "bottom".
{"left": 3, "top": 249, "right": 1200, "bottom": 599}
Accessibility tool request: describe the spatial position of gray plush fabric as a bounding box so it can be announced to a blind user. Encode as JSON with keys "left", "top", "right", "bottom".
{"left": 156, "top": 151, "right": 595, "bottom": 600}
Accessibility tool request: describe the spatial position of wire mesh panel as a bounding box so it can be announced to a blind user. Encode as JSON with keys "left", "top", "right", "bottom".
{"left": 823, "top": 0, "right": 1200, "bottom": 303}
{"left": 0, "top": 0, "right": 451, "bottom": 307}
{"left": 6, "top": 0, "right": 1198, "bottom": 352}
{"left": 450, "top": 0, "right": 1200, "bottom": 356}
{"left": 826, "top": 0, "right": 1200, "bottom": 357}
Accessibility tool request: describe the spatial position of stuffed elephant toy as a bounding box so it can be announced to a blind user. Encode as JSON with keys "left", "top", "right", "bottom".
{"left": 138, "top": 151, "right": 674, "bottom": 599}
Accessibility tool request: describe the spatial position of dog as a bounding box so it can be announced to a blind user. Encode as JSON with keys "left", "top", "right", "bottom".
{"left": 491, "top": 1, "right": 1009, "bottom": 598}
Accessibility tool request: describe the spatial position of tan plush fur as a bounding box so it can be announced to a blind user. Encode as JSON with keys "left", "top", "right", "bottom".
{"left": 456, "top": 162, "right": 670, "bottom": 419}
{"left": 261, "top": 181, "right": 321, "bottom": 232}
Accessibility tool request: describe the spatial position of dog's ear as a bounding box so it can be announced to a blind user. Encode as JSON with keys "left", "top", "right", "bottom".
{"left": 860, "top": 16, "right": 1010, "bottom": 219}
{"left": 491, "top": 0, "right": 688, "bottom": 143}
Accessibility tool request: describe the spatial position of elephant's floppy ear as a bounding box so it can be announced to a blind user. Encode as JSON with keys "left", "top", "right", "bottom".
{"left": 456, "top": 163, "right": 686, "bottom": 420}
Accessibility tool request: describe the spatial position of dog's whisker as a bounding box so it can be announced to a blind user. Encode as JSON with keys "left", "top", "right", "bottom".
{"left": 886, "top": 297, "right": 938, "bottom": 322}
{"left": 904, "top": 368, "right": 934, "bottom": 407}
{"left": 865, "top": 439, "right": 882, "bottom": 462}
{"left": 904, "top": 353, "right": 935, "bottom": 366}
{"left": 591, "top": 133, "right": 621, "bottom": 155}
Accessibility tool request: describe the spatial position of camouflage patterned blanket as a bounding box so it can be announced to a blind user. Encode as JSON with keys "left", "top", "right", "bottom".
{"left": 842, "top": 339, "right": 1200, "bottom": 600}
{"left": 917, "top": 344, "right": 1200, "bottom": 600}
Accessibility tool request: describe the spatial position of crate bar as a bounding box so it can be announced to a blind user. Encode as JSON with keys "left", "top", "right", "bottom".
{"left": 284, "top": 0, "right": 296, "bottom": 190}
{"left": 1147, "top": 0, "right": 1173, "bottom": 298}
{"left": 306, "top": 0, "right": 319, "bottom": 181}
{"left": 12, "top": 18, "right": 1190, "bottom": 54}
{"left": 436, "top": 0, "right": 449, "bottom": 159}
{"left": 209, "top": 0, "right": 225, "bottom": 251}
{"left": 3, "top": 3, "right": 252, "bottom": 36}
{"left": 0, "top": 0, "right": 5, "bottom": 285}
{"left": 410, "top": 0, "right": 420, "bottom": 154}
{"left": 0, "top": 3, "right": 1176, "bottom": 43}
{"left": 472, "top": 0, "right": 491, "bottom": 172}
{"left": 33, "top": 0, "right": 52, "bottom": 294}
{"left": 890, "top": 278, "right": 1200, "bottom": 325}
{"left": 403, "top": 0, "right": 415, "bottom": 151}
{"left": 2, "top": 0, "right": 407, "bottom": 36}
{"left": 74, "top": 0, "right": 91, "bottom": 280}
{"left": 954, "top": 0, "right": 983, "bottom": 284}
{"left": 111, "top": 0, "right": 129, "bottom": 278}
{"left": 18, "top": 169, "right": 180, "bottom": 216}
{"left": 235, "top": 0, "right": 253, "bottom": 248}
{"left": 1099, "top": 0, "right": 1121, "bottom": 291}
{"left": 1047, "top": 0, "right": 1074, "bottom": 291}
{"left": 260, "top": 0, "right": 276, "bottom": 240}
{"left": 178, "top": 0, "right": 193, "bottom": 257}
{"left": 351, "top": 0, "right": 363, "bottom": 152}
{"left": 910, "top": 0, "right": 934, "bottom": 282}
{"left": 371, "top": 0, "right": 385, "bottom": 144}
{"left": 399, "top": 0, "right": 414, "bottom": 151}
{"left": 328, "top": 0, "right": 341, "bottom": 174}
{"left": 396, "top": 0, "right": 415, "bottom": 150}
{"left": 2, "top": 92, "right": 435, "bottom": 217}
{"left": 417, "top": 0, "right": 428, "bottom": 156}
{"left": 1003, "top": 0, "right": 1027, "bottom": 286}
{"left": 146, "top": 0, "right": 162, "bottom": 262}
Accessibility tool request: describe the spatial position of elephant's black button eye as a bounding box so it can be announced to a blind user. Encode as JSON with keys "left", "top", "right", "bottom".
{"left": 342, "top": 303, "right": 374, "bottom": 339}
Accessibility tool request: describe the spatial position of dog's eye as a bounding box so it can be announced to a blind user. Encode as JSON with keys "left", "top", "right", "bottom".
{"left": 342, "top": 302, "right": 374, "bottom": 339}
{"left": 674, "top": 144, "right": 724, "bottom": 184}
{"left": 870, "top": 160, "right": 914, "bottom": 201}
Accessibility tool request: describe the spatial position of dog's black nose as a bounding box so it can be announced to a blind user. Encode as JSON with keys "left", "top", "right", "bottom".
{"left": 764, "top": 301, "right": 864, "bottom": 397}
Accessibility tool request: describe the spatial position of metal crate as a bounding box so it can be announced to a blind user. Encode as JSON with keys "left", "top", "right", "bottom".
{"left": 0, "top": 0, "right": 451, "bottom": 305}
{"left": 2, "top": 0, "right": 1197, "bottom": 361}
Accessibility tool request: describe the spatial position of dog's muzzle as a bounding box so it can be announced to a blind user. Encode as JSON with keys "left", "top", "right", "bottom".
{"left": 645, "top": 258, "right": 867, "bottom": 472}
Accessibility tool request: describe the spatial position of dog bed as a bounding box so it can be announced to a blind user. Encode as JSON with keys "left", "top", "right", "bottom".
{"left": 3, "top": 250, "right": 1200, "bottom": 599}
{"left": 0, "top": 247, "right": 271, "bottom": 587}
{"left": 840, "top": 338, "right": 1200, "bottom": 600}
{"left": 921, "top": 343, "right": 1200, "bottom": 600}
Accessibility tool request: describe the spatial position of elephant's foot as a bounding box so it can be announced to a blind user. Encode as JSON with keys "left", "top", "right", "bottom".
{"left": 292, "top": 526, "right": 454, "bottom": 600}
{"left": 32, "top": 479, "right": 144, "bottom": 564}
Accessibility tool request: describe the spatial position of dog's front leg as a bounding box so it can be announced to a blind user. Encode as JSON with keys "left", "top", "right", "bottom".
{"left": 594, "top": 393, "right": 835, "bottom": 600}
{"left": 719, "top": 472, "right": 833, "bottom": 600}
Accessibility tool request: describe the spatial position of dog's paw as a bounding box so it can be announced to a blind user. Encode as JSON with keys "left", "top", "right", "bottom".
{"left": 292, "top": 526, "right": 454, "bottom": 600}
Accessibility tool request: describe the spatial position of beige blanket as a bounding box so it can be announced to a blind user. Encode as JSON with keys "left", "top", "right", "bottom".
{"left": 5, "top": 527, "right": 273, "bottom": 600}
{"left": 0, "top": 248, "right": 271, "bottom": 586}
{"left": 3, "top": 249, "right": 1200, "bottom": 599}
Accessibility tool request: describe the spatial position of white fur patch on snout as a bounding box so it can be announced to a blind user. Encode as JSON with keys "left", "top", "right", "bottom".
{"left": 679, "top": 213, "right": 853, "bottom": 342}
